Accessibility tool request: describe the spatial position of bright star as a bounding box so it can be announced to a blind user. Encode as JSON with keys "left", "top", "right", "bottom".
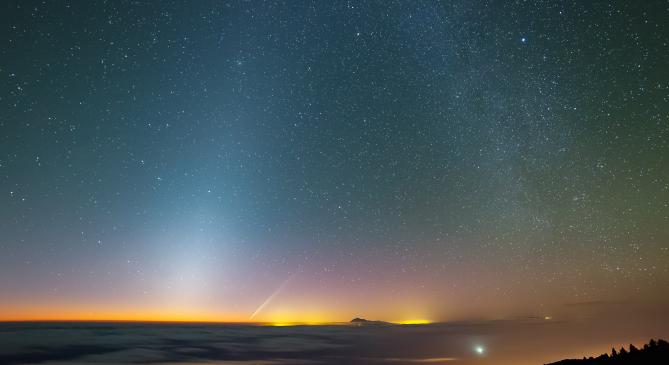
{"left": 475, "top": 346, "right": 485, "bottom": 355}
{"left": 521, "top": 37, "right": 527, "bottom": 43}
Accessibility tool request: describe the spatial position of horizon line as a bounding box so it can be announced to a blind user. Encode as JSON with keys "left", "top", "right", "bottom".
{"left": 0, "top": 318, "right": 436, "bottom": 326}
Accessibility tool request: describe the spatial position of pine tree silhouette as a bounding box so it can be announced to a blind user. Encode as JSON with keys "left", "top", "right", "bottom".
{"left": 545, "top": 339, "right": 669, "bottom": 365}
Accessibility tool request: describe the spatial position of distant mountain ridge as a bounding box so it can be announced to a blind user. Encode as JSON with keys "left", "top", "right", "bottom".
{"left": 546, "top": 339, "right": 669, "bottom": 365}
{"left": 349, "top": 318, "right": 391, "bottom": 325}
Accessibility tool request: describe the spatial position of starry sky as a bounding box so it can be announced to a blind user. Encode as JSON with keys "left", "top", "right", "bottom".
{"left": 0, "top": 0, "right": 668, "bottom": 323}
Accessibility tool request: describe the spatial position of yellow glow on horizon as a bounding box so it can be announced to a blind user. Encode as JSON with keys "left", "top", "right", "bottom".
{"left": 268, "top": 322, "right": 298, "bottom": 327}
{"left": 395, "top": 319, "right": 432, "bottom": 325}
{"left": 259, "top": 308, "right": 336, "bottom": 326}
{"left": 266, "top": 321, "right": 337, "bottom": 327}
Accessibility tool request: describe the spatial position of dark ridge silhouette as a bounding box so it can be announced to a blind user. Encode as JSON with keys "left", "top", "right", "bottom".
{"left": 545, "top": 339, "right": 669, "bottom": 365}
{"left": 349, "top": 318, "right": 391, "bottom": 325}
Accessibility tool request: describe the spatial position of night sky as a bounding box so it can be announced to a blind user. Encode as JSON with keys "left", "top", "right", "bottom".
{"left": 1, "top": 1, "right": 668, "bottom": 323}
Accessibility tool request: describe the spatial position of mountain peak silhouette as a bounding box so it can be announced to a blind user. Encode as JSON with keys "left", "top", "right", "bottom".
{"left": 349, "top": 317, "right": 390, "bottom": 325}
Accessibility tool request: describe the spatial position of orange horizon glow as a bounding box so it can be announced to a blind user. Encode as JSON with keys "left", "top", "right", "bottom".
{"left": 0, "top": 314, "right": 436, "bottom": 326}
{"left": 0, "top": 306, "right": 434, "bottom": 326}
{"left": 0, "top": 297, "right": 437, "bottom": 324}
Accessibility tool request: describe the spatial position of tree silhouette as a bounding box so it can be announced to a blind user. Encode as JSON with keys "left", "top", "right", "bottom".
{"left": 545, "top": 339, "right": 669, "bottom": 365}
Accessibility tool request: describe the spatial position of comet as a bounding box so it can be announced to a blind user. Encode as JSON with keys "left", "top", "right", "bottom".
{"left": 250, "top": 276, "right": 293, "bottom": 320}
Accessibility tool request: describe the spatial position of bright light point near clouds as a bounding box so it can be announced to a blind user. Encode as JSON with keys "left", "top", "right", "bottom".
{"left": 521, "top": 37, "right": 527, "bottom": 43}
{"left": 475, "top": 346, "right": 485, "bottom": 355}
